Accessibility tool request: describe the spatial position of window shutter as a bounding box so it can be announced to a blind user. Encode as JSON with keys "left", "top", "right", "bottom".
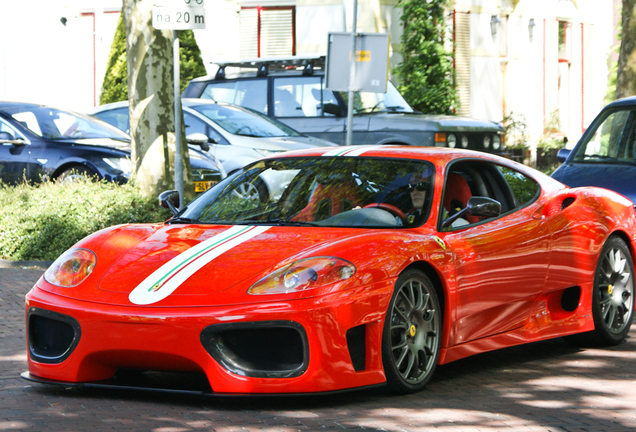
{"left": 240, "top": 7, "right": 258, "bottom": 58}
{"left": 581, "top": 23, "right": 595, "bottom": 130}
{"left": 240, "top": 7, "right": 295, "bottom": 59}
{"left": 544, "top": 19, "right": 559, "bottom": 119}
{"left": 261, "top": 8, "right": 294, "bottom": 57}
{"left": 454, "top": 11, "right": 471, "bottom": 117}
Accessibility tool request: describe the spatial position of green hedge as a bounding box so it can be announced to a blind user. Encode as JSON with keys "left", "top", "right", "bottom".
{"left": 0, "top": 180, "right": 172, "bottom": 261}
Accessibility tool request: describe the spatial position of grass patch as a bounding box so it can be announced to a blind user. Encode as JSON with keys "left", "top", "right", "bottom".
{"left": 0, "top": 180, "right": 171, "bottom": 261}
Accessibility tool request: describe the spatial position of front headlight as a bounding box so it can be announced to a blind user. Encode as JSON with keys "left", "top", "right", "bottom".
{"left": 493, "top": 135, "right": 501, "bottom": 150}
{"left": 248, "top": 257, "right": 356, "bottom": 295}
{"left": 483, "top": 136, "right": 491, "bottom": 149}
{"left": 103, "top": 157, "right": 131, "bottom": 176}
{"left": 44, "top": 248, "right": 96, "bottom": 287}
{"left": 447, "top": 134, "right": 457, "bottom": 148}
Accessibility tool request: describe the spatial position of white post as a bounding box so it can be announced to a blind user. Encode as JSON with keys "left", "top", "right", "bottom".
{"left": 345, "top": 0, "right": 358, "bottom": 147}
{"left": 173, "top": 30, "right": 184, "bottom": 208}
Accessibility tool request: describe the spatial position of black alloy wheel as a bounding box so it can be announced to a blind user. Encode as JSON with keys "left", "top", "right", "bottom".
{"left": 382, "top": 269, "right": 441, "bottom": 394}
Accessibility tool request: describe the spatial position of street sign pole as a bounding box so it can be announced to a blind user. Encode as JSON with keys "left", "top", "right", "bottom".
{"left": 346, "top": 0, "right": 358, "bottom": 147}
{"left": 153, "top": 0, "right": 205, "bottom": 209}
{"left": 173, "top": 30, "right": 183, "bottom": 208}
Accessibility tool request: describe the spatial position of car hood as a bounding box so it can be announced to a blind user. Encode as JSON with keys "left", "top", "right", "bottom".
{"left": 551, "top": 162, "right": 636, "bottom": 204}
{"left": 52, "top": 138, "right": 131, "bottom": 153}
{"left": 40, "top": 223, "right": 416, "bottom": 307}
{"left": 367, "top": 113, "right": 504, "bottom": 133}
{"left": 264, "top": 135, "right": 337, "bottom": 148}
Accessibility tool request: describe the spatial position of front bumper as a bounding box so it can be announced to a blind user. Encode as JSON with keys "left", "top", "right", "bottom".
{"left": 24, "top": 280, "right": 394, "bottom": 394}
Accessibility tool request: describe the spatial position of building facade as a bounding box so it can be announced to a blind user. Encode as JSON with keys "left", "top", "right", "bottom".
{"left": 0, "top": 0, "right": 618, "bottom": 147}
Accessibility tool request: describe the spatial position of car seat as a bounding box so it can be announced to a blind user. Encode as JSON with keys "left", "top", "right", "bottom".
{"left": 291, "top": 174, "right": 363, "bottom": 222}
{"left": 443, "top": 172, "right": 478, "bottom": 224}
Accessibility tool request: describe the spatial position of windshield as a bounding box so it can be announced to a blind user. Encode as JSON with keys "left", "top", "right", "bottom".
{"left": 189, "top": 102, "right": 301, "bottom": 137}
{"left": 572, "top": 108, "right": 636, "bottom": 164}
{"left": 179, "top": 156, "right": 434, "bottom": 228}
{"left": 6, "top": 106, "right": 130, "bottom": 141}
{"left": 340, "top": 82, "right": 414, "bottom": 114}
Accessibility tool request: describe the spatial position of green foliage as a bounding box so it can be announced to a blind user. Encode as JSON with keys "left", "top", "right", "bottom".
{"left": 178, "top": 30, "right": 208, "bottom": 93}
{"left": 393, "top": 0, "right": 458, "bottom": 114}
{"left": 537, "top": 110, "right": 566, "bottom": 150}
{"left": 100, "top": 13, "right": 208, "bottom": 104}
{"left": 0, "top": 180, "right": 171, "bottom": 261}
{"left": 501, "top": 112, "right": 529, "bottom": 149}
{"left": 100, "top": 15, "right": 128, "bottom": 105}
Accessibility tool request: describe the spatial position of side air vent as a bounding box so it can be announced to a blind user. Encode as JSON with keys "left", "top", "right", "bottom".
{"left": 561, "top": 197, "right": 576, "bottom": 210}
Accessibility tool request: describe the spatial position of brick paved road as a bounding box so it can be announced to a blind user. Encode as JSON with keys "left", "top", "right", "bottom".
{"left": 2, "top": 267, "right": 636, "bottom": 432}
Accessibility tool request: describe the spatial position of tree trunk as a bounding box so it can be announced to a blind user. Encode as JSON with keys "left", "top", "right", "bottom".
{"left": 616, "top": 0, "right": 636, "bottom": 99}
{"left": 122, "top": 0, "right": 192, "bottom": 200}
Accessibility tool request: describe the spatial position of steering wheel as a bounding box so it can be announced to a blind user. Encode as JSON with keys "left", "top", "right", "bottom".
{"left": 363, "top": 203, "right": 406, "bottom": 221}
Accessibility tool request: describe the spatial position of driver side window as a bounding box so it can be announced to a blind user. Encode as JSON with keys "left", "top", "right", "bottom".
{"left": 441, "top": 162, "right": 540, "bottom": 230}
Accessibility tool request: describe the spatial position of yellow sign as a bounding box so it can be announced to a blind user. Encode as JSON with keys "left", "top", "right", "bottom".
{"left": 356, "top": 50, "right": 371, "bottom": 62}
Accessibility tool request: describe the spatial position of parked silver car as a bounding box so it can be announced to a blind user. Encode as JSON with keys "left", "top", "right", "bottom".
{"left": 90, "top": 99, "right": 336, "bottom": 182}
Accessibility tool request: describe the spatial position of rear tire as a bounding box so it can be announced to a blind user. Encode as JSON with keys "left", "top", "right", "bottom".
{"left": 381, "top": 269, "right": 441, "bottom": 394}
{"left": 568, "top": 236, "right": 634, "bottom": 347}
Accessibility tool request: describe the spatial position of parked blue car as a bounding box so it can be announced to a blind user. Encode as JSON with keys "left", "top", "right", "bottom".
{"left": 551, "top": 96, "right": 636, "bottom": 205}
{"left": 0, "top": 102, "right": 221, "bottom": 191}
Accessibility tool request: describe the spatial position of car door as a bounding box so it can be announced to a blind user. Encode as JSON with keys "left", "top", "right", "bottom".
{"left": 438, "top": 161, "right": 551, "bottom": 345}
{"left": 0, "top": 116, "right": 39, "bottom": 184}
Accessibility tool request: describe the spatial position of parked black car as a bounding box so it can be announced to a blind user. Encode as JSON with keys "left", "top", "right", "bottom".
{"left": 183, "top": 56, "right": 505, "bottom": 153}
{"left": 551, "top": 96, "right": 636, "bottom": 205}
{"left": 0, "top": 102, "right": 221, "bottom": 190}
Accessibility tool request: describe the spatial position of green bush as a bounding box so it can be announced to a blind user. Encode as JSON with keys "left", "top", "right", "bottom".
{"left": 0, "top": 180, "right": 171, "bottom": 261}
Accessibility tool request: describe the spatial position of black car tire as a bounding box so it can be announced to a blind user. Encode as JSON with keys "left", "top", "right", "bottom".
{"left": 58, "top": 166, "right": 96, "bottom": 183}
{"left": 382, "top": 269, "right": 441, "bottom": 394}
{"left": 567, "top": 235, "right": 634, "bottom": 347}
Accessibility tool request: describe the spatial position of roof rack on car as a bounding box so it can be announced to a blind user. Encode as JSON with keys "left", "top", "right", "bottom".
{"left": 212, "top": 56, "right": 326, "bottom": 79}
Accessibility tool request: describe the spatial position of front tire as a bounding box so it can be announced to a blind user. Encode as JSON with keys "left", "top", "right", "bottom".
{"left": 382, "top": 269, "right": 441, "bottom": 394}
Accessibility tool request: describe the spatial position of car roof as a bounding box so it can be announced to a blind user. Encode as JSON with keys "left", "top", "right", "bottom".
{"left": 271, "top": 145, "right": 513, "bottom": 165}
{"left": 190, "top": 55, "right": 327, "bottom": 82}
{"left": 605, "top": 96, "right": 636, "bottom": 108}
{"left": 0, "top": 101, "right": 76, "bottom": 112}
{"left": 91, "top": 99, "right": 241, "bottom": 112}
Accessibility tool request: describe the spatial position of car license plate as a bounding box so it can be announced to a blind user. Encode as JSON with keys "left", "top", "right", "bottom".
{"left": 194, "top": 181, "right": 215, "bottom": 193}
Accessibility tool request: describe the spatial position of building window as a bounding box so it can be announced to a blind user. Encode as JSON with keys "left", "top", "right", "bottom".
{"left": 240, "top": 6, "right": 296, "bottom": 58}
{"left": 558, "top": 21, "right": 572, "bottom": 62}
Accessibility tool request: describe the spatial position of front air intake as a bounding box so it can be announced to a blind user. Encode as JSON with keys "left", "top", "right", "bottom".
{"left": 200, "top": 321, "right": 308, "bottom": 378}
{"left": 27, "top": 308, "right": 81, "bottom": 364}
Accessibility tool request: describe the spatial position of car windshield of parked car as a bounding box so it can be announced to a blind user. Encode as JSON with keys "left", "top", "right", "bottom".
{"left": 340, "top": 82, "right": 414, "bottom": 114}
{"left": 572, "top": 108, "right": 636, "bottom": 164}
{"left": 189, "top": 103, "right": 300, "bottom": 138}
{"left": 6, "top": 106, "right": 129, "bottom": 141}
{"left": 179, "top": 156, "right": 434, "bottom": 228}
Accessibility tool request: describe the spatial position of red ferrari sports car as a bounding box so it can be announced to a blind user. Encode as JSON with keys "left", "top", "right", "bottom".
{"left": 23, "top": 146, "right": 636, "bottom": 395}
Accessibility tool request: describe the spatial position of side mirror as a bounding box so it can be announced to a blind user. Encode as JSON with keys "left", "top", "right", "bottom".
{"left": 557, "top": 148, "right": 571, "bottom": 163}
{"left": 465, "top": 196, "right": 501, "bottom": 218}
{"left": 187, "top": 133, "right": 217, "bottom": 151}
{"left": 442, "top": 196, "right": 501, "bottom": 228}
{"left": 0, "top": 131, "right": 24, "bottom": 145}
{"left": 159, "top": 190, "right": 180, "bottom": 215}
{"left": 322, "top": 103, "right": 343, "bottom": 117}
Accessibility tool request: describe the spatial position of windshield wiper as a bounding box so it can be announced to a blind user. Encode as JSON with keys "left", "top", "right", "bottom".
{"left": 242, "top": 219, "right": 319, "bottom": 227}
{"left": 384, "top": 106, "right": 408, "bottom": 112}
{"left": 167, "top": 216, "right": 201, "bottom": 224}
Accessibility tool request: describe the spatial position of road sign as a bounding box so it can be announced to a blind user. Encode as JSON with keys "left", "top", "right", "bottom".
{"left": 325, "top": 32, "right": 389, "bottom": 93}
{"left": 153, "top": 7, "right": 206, "bottom": 30}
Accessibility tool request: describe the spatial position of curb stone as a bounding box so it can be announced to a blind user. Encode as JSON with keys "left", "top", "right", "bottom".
{"left": 0, "top": 260, "right": 52, "bottom": 270}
